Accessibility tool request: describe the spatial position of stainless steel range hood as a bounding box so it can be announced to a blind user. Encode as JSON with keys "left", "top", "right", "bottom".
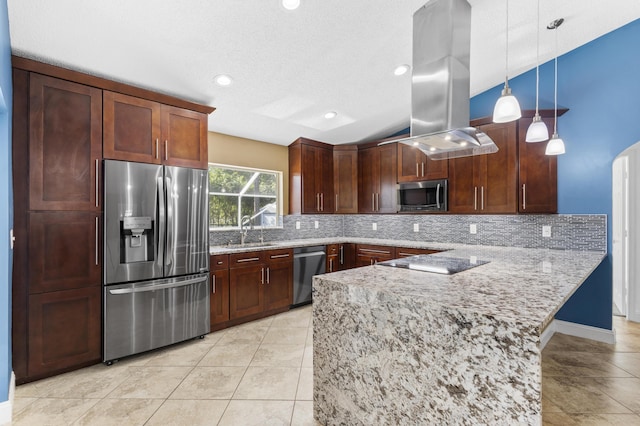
{"left": 382, "top": 0, "right": 498, "bottom": 160}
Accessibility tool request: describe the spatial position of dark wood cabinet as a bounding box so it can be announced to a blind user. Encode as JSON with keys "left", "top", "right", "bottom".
{"left": 27, "top": 287, "right": 101, "bottom": 378}
{"left": 289, "top": 138, "right": 334, "bottom": 214}
{"left": 395, "top": 247, "right": 440, "bottom": 257}
{"left": 355, "top": 244, "right": 396, "bottom": 267}
{"left": 104, "top": 91, "right": 208, "bottom": 169}
{"left": 333, "top": 146, "right": 358, "bottom": 213}
{"left": 327, "top": 243, "right": 356, "bottom": 271}
{"left": 28, "top": 212, "right": 101, "bottom": 294}
{"left": 28, "top": 73, "right": 102, "bottom": 211}
{"left": 518, "top": 117, "right": 557, "bottom": 213}
{"left": 326, "top": 244, "right": 339, "bottom": 272}
{"left": 397, "top": 143, "right": 448, "bottom": 182}
{"left": 210, "top": 255, "right": 230, "bottom": 327}
{"left": 229, "top": 249, "right": 293, "bottom": 320}
{"left": 449, "top": 121, "right": 517, "bottom": 213}
{"left": 358, "top": 144, "right": 398, "bottom": 213}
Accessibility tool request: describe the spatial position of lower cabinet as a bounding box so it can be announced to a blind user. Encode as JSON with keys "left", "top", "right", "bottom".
{"left": 355, "top": 244, "right": 396, "bottom": 267}
{"left": 210, "top": 254, "right": 230, "bottom": 327}
{"left": 395, "top": 247, "right": 440, "bottom": 258}
{"left": 327, "top": 243, "right": 356, "bottom": 272}
{"left": 28, "top": 287, "right": 101, "bottom": 378}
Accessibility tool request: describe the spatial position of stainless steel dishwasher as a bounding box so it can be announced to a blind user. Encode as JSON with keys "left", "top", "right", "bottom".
{"left": 293, "top": 245, "right": 326, "bottom": 307}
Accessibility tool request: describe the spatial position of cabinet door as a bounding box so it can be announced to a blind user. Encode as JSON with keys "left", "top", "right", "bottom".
{"left": 338, "top": 243, "right": 356, "bottom": 270}
{"left": 161, "top": 105, "right": 208, "bottom": 169}
{"left": 103, "top": 91, "right": 162, "bottom": 164}
{"left": 480, "top": 122, "right": 517, "bottom": 213}
{"left": 28, "top": 287, "right": 101, "bottom": 377}
{"left": 229, "top": 265, "right": 264, "bottom": 319}
{"left": 265, "top": 261, "right": 293, "bottom": 311}
{"left": 398, "top": 144, "right": 421, "bottom": 182}
{"left": 422, "top": 152, "right": 449, "bottom": 181}
{"left": 377, "top": 144, "right": 398, "bottom": 213}
{"left": 318, "top": 146, "right": 334, "bottom": 213}
{"left": 334, "top": 149, "right": 358, "bottom": 213}
{"left": 29, "top": 212, "right": 101, "bottom": 294}
{"left": 448, "top": 155, "right": 479, "bottom": 213}
{"left": 358, "top": 148, "right": 378, "bottom": 213}
{"left": 519, "top": 117, "right": 557, "bottom": 213}
{"left": 29, "top": 73, "right": 102, "bottom": 211}
{"left": 301, "top": 144, "right": 320, "bottom": 213}
{"left": 211, "top": 269, "right": 230, "bottom": 326}
{"left": 327, "top": 254, "right": 339, "bottom": 273}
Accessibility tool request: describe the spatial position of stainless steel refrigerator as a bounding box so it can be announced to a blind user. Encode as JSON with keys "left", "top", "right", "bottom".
{"left": 103, "top": 160, "right": 210, "bottom": 363}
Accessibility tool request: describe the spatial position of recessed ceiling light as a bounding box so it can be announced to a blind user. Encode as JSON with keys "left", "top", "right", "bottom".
{"left": 214, "top": 74, "right": 233, "bottom": 86}
{"left": 324, "top": 111, "right": 337, "bottom": 119}
{"left": 394, "top": 64, "right": 410, "bottom": 76}
{"left": 282, "top": 0, "right": 300, "bottom": 10}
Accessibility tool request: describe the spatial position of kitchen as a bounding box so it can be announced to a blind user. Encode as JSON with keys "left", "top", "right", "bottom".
{"left": 2, "top": 0, "right": 640, "bottom": 425}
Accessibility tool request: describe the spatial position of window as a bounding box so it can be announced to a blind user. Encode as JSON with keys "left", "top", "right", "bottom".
{"left": 208, "top": 164, "right": 282, "bottom": 229}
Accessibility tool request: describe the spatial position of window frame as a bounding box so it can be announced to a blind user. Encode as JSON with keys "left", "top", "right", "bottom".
{"left": 208, "top": 163, "right": 284, "bottom": 231}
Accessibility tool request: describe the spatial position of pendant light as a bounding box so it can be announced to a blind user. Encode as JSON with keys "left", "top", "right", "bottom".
{"left": 493, "top": 0, "right": 522, "bottom": 123}
{"left": 525, "top": 0, "right": 549, "bottom": 142}
{"left": 545, "top": 18, "right": 565, "bottom": 156}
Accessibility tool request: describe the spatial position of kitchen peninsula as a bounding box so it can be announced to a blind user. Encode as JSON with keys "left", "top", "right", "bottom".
{"left": 312, "top": 244, "right": 605, "bottom": 425}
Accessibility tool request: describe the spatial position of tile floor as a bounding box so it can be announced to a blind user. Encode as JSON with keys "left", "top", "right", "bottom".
{"left": 10, "top": 308, "right": 640, "bottom": 425}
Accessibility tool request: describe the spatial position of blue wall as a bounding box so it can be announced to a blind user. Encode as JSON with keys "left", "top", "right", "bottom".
{"left": 470, "top": 19, "right": 640, "bottom": 330}
{"left": 0, "top": 0, "right": 12, "bottom": 403}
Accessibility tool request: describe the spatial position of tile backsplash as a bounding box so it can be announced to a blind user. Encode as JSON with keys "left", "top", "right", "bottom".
{"left": 210, "top": 214, "right": 607, "bottom": 252}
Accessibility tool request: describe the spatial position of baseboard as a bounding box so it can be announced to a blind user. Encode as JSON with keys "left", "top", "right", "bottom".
{"left": 540, "top": 322, "right": 556, "bottom": 350}
{"left": 0, "top": 372, "right": 15, "bottom": 426}
{"left": 553, "top": 319, "right": 617, "bottom": 344}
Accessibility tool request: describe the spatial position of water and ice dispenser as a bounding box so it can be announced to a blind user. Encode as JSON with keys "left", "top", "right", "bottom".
{"left": 120, "top": 216, "right": 154, "bottom": 263}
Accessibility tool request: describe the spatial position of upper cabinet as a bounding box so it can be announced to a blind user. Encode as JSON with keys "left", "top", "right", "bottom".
{"left": 397, "top": 143, "right": 448, "bottom": 182}
{"left": 28, "top": 73, "right": 103, "bottom": 211}
{"left": 289, "top": 138, "right": 334, "bottom": 214}
{"left": 358, "top": 143, "right": 397, "bottom": 213}
{"left": 104, "top": 91, "right": 208, "bottom": 169}
{"left": 333, "top": 146, "right": 358, "bottom": 214}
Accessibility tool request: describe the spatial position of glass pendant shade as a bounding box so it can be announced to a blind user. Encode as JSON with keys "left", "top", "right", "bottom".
{"left": 545, "top": 133, "right": 565, "bottom": 155}
{"left": 493, "top": 83, "right": 522, "bottom": 123}
{"left": 525, "top": 114, "right": 549, "bottom": 142}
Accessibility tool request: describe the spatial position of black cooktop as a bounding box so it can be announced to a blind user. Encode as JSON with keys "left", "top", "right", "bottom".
{"left": 377, "top": 254, "right": 490, "bottom": 275}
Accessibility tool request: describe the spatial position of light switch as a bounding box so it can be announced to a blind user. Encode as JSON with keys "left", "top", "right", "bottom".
{"left": 542, "top": 226, "right": 551, "bottom": 238}
{"left": 372, "top": 222, "right": 377, "bottom": 231}
{"left": 413, "top": 223, "right": 419, "bottom": 232}
{"left": 470, "top": 224, "right": 477, "bottom": 234}
{"left": 314, "top": 220, "right": 319, "bottom": 229}
{"left": 295, "top": 221, "right": 300, "bottom": 230}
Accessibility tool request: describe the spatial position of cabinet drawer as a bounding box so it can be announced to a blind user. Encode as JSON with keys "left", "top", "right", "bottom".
{"left": 356, "top": 244, "right": 395, "bottom": 257}
{"left": 326, "top": 244, "right": 339, "bottom": 256}
{"left": 266, "top": 248, "right": 293, "bottom": 263}
{"left": 229, "top": 251, "right": 264, "bottom": 267}
{"left": 210, "top": 254, "right": 229, "bottom": 271}
{"left": 395, "top": 247, "right": 440, "bottom": 258}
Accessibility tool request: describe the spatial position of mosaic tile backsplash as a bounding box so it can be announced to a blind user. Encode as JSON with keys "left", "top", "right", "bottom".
{"left": 210, "top": 214, "right": 607, "bottom": 252}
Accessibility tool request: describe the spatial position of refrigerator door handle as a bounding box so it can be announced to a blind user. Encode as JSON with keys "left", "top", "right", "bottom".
{"left": 108, "top": 276, "right": 208, "bottom": 295}
{"left": 157, "top": 176, "right": 166, "bottom": 268}
{"left": 165, "top": 176, "right": 174, "bottom": 267}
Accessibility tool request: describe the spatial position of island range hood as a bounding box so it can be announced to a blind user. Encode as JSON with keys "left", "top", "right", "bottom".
{"left": 382, "top": 0, "right": 498, "bottom": 160}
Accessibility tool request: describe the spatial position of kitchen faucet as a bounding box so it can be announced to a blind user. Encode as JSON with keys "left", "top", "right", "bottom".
{"left": 240, "top": 215, "right": 252, "bottom": 245}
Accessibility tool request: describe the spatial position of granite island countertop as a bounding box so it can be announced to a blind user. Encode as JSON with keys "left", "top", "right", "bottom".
{"left": 311, "top": 245, "right": 605, "bottom": 425}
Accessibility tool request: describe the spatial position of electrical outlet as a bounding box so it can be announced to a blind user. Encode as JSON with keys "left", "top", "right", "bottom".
{"left": 542, "top": 226, "right": 551, "bottom": 238}
{"left": 372, "top": 222, "right": 377, "bottom": 231}
{"left": 413, "top": 223, "right": 419, "bottom": 232}
{"left": 314, "top": 220, "right": 319, "bottom": 229}
{"left": 542, "top": 261, "right": 552, "bottom": 273}
{"left": 470, "top": 224, "right": 477, "bottom": 234}
{"left": 295, "top": 221, "right": 300, "bottom": 230}
{"left": 470, "top": 255, "right": 477, "bottom": 264}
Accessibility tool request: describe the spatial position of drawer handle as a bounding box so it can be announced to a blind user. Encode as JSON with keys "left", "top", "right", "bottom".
{"left": 212, "top": 275, "right": 216, "bottom": 294}
{"left": 270, "top": 253, "right": 290, "bottom": 259}
{"left": 359, "top": 248, "right": 390, "bottom": 254}
{"left": 237, "top": 257, "right": 260, "bottom": 263}
{"left": 95, "top": 159, "right": 99, "bottom": 207}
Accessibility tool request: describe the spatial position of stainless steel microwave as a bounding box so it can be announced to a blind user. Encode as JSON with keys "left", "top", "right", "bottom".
{"left": 398, "top": 179, "right": 448, "bottom": 212}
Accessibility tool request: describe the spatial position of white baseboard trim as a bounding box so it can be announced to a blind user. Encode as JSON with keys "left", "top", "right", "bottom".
{"left": 543, "top": 319, "right": 617, "bottom": 348}
{"left": 0, "top": 372, "right": 15, "bottom": 426}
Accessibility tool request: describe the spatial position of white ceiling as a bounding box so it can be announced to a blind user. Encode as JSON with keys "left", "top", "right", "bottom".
{"left": 7, "top": 0, "right": 640, "bottom": 146}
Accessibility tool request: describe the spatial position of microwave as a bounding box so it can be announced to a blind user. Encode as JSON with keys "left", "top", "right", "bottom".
{"left": 398, "top": 179, "right": 448, "bottom": 212}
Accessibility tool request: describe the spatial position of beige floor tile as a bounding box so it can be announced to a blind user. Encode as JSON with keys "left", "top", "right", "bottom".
{"left": 271, "top": 307, "right": 312, "bottom": 328}
{"left": 612, "top": 332, "right": 640, "bottom": 352}
{"left": 170, "top": 366, "right": 246, "bottom": 399}
{"left": 11, "top": 398, "right": 99, "bottom": 426}
{"left": 263, "top": 327, "right": 308, "bottom": 345}
{"left": 302, "top": 345, "right": 313, "bottom": 368}
{"left": 37, "top": 364, "right": 134, "bottom": 399}
{"left": 218, "top": 400, "right": 295, "bottom": 426}
{"left": 291, "top": 400, "right": 315, "bottom": 426}
{"left": 251, "top": 344, "right": 305, "bottom": 367}
{"left": 605, "top": 352, "right": 640, "bottom": 377}
{"left": 544, "top": 333, "right": 616, "bottom": 354}
{"left": 11, "top": 397, "right": 38, "bottom": 415}
{"left": 296, "top": 368, "right": 313, "bottom": 401}
{"left": 217, "top": 327, "right": 269, "bottom": 345}
{"left": 235, "top": 315, "right": 275, "bottom": 329}
{"left": 233, "top": 367, "right": 300, "bottom": 400}
{"left": 74, "top": 398, "right": 163, "bottom": 426}
{"left": 593, "top": 377, "right": 640, "bottom": 413}
{"left": 144, "top": 341, "right": 212, "bottom": 367}
{"left": 199, "top": 343, "right": 259, "bottom": 367}
{"left": 544, "top": 412, "right": 640, "bottom": 425}
{"left": 542, "top": 396, "right": 563, "bottom": 413}
{"left": 543, "top": 376, "right": 632, "bottom": 414}
{"left": 542, "top": 351, "right": 633, "bottom": 378}
{"left": 146, "top": 399, "right": 229, "bottom": 425}
{"left": 106, "top": 366, "right": 192, "bottom": 399}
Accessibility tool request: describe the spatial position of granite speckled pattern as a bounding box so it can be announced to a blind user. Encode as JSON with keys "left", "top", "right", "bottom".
{"left": 312, "top": 246, "right": 605, "bottom": 425}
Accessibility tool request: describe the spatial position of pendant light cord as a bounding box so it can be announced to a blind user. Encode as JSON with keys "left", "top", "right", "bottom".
{"left": 554, "top": 26, "right": 558, "bottom": 134}
{"left": 535, "top": 0, "right": 540, "bottom": 114}
{"left": 505, "top": 0, "right": 509, "bottom": 81}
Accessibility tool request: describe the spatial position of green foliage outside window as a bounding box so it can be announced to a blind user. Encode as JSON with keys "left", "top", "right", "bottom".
{"left": 208, "top": 164, "right": 280, "bottom": 229}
